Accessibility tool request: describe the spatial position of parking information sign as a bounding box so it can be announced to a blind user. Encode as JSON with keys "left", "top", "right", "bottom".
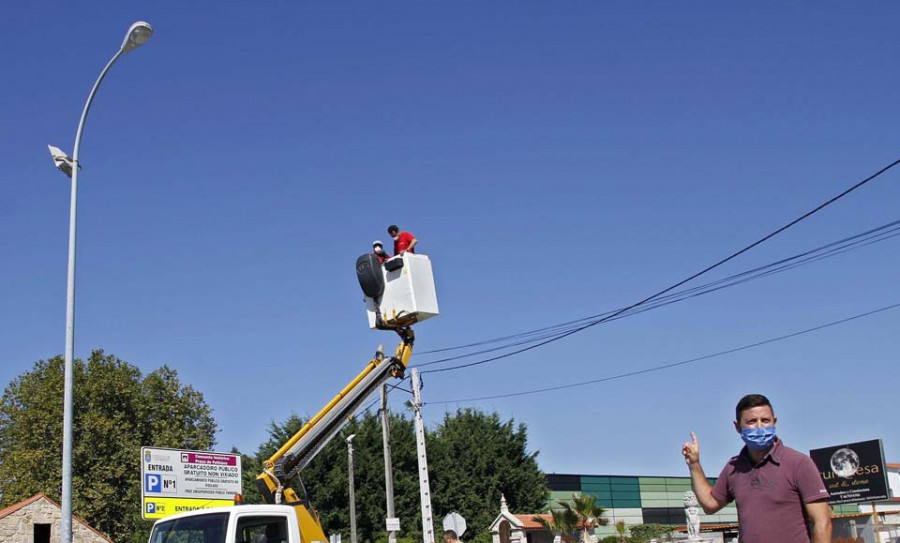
{"left": 141, "top": 447, "right": 242, "bottom": 520}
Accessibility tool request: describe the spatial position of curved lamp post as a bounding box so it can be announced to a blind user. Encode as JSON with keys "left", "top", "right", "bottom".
{"left": 48, "top": 21, "right": 153, "bottom": 543}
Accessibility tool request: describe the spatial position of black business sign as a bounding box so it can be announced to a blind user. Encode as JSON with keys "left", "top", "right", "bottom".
{"left": 809, "top": 439, "right": 889, "bottom": 505}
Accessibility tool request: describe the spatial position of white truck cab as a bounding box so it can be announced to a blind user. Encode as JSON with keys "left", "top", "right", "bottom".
{"left": 148, "top": 504, "right": 319, "bottom": 543}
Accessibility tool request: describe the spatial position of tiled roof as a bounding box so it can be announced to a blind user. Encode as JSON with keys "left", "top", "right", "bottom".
{"left": 511, "top": 515, "right": 594, "bottom": 532}
{"left": 833, "top": 512, "right": 876, "bottom": 519}
{"left": 671, "top": 523, "right": 740, "bottom": 533}
{"left": 0, "top": 493, "right": 46, "bottom": 520}
{"left": 514, "top": 514, "right": 550, "bottom": 530}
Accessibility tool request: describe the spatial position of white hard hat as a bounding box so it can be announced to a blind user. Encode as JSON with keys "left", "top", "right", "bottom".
{"left": 373, "top": 240, "right": 384, "bottom": 247}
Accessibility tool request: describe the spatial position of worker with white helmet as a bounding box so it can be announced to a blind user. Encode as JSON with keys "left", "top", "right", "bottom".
{"left": 372, "top": 240, "right": 390, "bottom": 263}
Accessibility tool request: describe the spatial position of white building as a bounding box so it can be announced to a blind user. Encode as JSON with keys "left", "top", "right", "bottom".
{"left": 831, "top": 463, "right": 900, "bottom": 543}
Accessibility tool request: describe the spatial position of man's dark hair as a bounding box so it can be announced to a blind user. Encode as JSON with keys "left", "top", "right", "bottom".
{"left": 443, "top": 531, "right": 458, "bottom": 540}
{"left": 735, "top": 394, "right": 773, "bottom": 422}
{"left": 387, "top": 224, "right": 399, "bottom": 234}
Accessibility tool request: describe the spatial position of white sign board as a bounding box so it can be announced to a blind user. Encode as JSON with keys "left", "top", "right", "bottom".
{"left": 386, "top": 518, "right": 401, "bottom": 532}
{"left": 141, "top": 447, "right": 242, "bottom": 519}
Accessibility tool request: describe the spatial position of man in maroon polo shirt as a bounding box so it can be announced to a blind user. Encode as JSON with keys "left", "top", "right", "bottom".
{"left": 682, "top": 394, "right": 832, "bottom": 543}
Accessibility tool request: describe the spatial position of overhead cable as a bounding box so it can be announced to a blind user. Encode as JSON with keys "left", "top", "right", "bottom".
{"left": 414, "top": 218, "right": 900, "bottom": 370}
{"left": 420, "top": 158, "right": 900, "bottom": 374}
{"left": 425, "top": 301, "right": 900, "bottom": 405}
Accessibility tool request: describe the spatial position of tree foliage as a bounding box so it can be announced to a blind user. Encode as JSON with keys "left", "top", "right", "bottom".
{"left": 626, "top": 524, "right": 674, "bottom": 542}
{"left": 534, "top": 506, "right": 578, "bottom": 538}
{"left": 242, "top": 407, "right": 547, "bottom": 543}
{"left": 563, "top": 494, "right": 608, "bottom": 543}
{"left": 537, "top": 495, "right": 607, "bottom": 543}
{"left": 0, "top": 351, "right": 217, "bottom": 543}
{"left": 429, "top": 409, "right": 548, "bottom": 543}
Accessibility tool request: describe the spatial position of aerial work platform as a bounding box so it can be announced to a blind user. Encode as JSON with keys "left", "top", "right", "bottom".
{"left": 358, "top": 252, "right": 439, "bottom": 329}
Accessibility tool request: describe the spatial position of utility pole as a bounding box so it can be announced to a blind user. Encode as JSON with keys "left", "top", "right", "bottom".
{"left": 346, "top": 434, "right": 358, "bottom": 543}
{"left": 411, "top": 368, "right": 435, "bottom": 543}
{"left": 381, "top": 384, "right": 398, "bottom": 543}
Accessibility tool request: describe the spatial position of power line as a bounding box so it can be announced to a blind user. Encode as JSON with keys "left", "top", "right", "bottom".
{"left": 418, "top": 218, "right": 900, "bottom": 358}
{"left": 414, "top": 218, "right": 900, "bottom": 370}
{"left": 353, "top": 375, "right": 412, "bottom": 419}
{"left": 420, "top": 158, "right": 900, "bottom": 374}
{"left": 425, "top": 301, "right": 900, "bottom": 405}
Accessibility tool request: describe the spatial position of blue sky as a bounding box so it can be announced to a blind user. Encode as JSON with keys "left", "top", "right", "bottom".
{"left": 2, "top": 2, "right": 898, "bottom": 483}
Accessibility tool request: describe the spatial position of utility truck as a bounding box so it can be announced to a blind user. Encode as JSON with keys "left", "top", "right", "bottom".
{"left": 147, "top": 253, "right": 438, "bottom": 543}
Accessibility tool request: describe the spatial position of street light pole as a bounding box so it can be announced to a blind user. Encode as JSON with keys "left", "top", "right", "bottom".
{"left": 54, "top": 21, "right": 153, "bottom": 543}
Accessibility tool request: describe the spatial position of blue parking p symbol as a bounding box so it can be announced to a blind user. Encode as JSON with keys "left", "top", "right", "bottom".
{"left": 145, "top": 474, "right": 161, "bottom": 493}
{"left": 146, "top": 502, "right": 156, "bottom": 514}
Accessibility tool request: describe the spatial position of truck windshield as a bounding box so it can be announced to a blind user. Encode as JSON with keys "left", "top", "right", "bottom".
{"left": 148, "top": 512, "right": 229, "bottom": 543}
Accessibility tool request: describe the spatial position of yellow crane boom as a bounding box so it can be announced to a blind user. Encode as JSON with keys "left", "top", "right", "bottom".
{"left": 253, "top": 327, "right": 415, "bottom": 543}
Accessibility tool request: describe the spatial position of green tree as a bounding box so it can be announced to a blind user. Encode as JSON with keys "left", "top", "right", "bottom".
{"left": 242, "top": 411, "right": 421, "bottom": 543}
{"left": 246, "top": 407, "right": 547, "bottom": 543}
{"left": 563, "top": 494, "right": 608, "bottom": 543}
{"left": 628, "top": 524, "right": 674, "bottom": 543}
{"left": 428, "top": 409, "right": 548, "bottom": 543}
{"left": 238, "top": 413, "right": 309, "bottom": 505}
{"left": 538, "top": 495, "right": 607, "bottom": 543}
{"left": 0, "top": 351, "right": 217, "bottom": 543}
{"left": 614, "top": 519, "right": 628, "bottom": 543}
{"left": 534, "top": 506, "right": 578, "bottom": 540}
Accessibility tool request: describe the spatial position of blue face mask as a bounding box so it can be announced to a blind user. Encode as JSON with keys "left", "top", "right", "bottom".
{"left": 741, "top": 426, "right": 777, "bottom": 451}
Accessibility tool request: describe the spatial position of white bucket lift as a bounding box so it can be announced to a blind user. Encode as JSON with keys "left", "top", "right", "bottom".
{"left": 363, "top": 253, "right": 439, "bottom": 329}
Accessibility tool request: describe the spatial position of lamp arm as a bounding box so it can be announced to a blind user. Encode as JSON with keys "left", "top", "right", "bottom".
{"left": 72, "top": 48, "right": 124, "bottom": 164}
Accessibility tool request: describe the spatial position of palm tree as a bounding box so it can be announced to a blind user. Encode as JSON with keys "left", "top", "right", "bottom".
{"left": 562, "top": 494, "right": 608, "bottom": 543}
{"left": 533, "top": 505, "right": 578, "bottom": 543}
{"left": 535, "top": 494, "right": 609, "bottom": 543}
{"left": 614, "top": 520, "right": 627, "bottom": 543}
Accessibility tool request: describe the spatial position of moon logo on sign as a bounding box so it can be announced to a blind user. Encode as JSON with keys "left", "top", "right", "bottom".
{"left": 830, "top": 447, "right": 860, "bottom": 479}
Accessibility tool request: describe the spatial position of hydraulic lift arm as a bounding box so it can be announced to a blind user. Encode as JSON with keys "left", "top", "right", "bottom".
{"left": 253, "top": 327, "right": 415, "bottom": 542}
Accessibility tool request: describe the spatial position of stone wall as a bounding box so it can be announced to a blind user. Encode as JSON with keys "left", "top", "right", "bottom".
{"left": 0, "top": 497, "right": 112, "bottom": 543}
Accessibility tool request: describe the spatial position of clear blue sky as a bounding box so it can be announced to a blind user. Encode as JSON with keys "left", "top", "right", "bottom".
{"left": 2, "top": 2, "right": 898, "bottom": 482}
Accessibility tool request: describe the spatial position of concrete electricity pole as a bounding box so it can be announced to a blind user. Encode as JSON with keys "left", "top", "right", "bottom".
{"left": 410, "top": 368, "right": 435, "bottom": 543}
{"left": 381, "top": 385, "right": 398, "bottom": 543}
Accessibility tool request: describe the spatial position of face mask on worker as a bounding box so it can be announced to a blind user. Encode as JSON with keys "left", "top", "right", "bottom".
{"left": 741, "top": 426, "right": 777, "bottom": 451}
{"left": 374, "top": 246, "right": 383, "bottom": 253}
{"left": 393, "top": 235, "right": 400, "bottom": 241}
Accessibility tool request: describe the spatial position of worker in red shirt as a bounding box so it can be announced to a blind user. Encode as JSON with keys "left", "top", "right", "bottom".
{"left": 372, "top": 240, "right": 391, "bottom": 263}
{"left": 388, "top": 225, "right": 418, "bottom": 255}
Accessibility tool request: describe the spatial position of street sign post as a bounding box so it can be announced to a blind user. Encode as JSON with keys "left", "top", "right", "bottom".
{"left": 141, "top": 447, "right": 242, "bottom": 519}
{"left": 443, "top": 512, "right": 467, "bottom": 538}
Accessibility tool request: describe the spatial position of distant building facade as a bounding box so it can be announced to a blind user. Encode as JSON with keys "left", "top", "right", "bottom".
{"left": 830, "top": 463, "right": 900, "bottom": 543}
{"left": 0, "top": 494, "right": 113, "bottom": 543}
{"left": 546, "top": 468, "right": 900, "bottom": 542}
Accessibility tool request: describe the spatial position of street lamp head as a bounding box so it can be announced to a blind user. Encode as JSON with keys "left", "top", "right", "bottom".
{"left": 121, "top": 21, "right": 153, "bottom": 53}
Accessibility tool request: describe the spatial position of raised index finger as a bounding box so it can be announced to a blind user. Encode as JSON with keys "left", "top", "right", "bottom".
{"left": 690, "top": 431, "right": 698, "bottom": 446}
